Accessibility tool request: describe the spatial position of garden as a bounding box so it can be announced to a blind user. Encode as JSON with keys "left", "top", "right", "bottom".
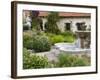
{"left": 23, "top": 11, "right": 91, "bottom": 69}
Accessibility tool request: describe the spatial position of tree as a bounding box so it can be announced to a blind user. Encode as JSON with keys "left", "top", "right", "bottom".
{"left": 45, "top": 12, "right": 60, "bottom": 34}
{"left": 31, "top": 11, "right": 43, "bottom": 31}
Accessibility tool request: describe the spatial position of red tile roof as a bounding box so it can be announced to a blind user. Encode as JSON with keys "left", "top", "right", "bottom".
{"left": 39, "top": 12, "right": 90, "bottom": 17}
{"left": 23, "top": 10, "right": 90, "bottom": 18}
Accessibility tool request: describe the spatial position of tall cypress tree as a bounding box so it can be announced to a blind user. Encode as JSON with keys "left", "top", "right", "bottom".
{"left": 45, "top": 12, "right": 60, "bottom": 34}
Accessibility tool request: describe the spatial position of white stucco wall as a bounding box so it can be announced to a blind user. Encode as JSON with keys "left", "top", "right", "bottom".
{"left": 42, "top": 17, "right": 91, "bottom": 32}
{"left": 57, "top": 18, "right": 91, "bottom": 32}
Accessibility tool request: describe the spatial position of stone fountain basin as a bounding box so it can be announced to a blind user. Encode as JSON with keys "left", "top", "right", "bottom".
{"left": 54, "top": 43, "right": 90, "bottom": 54}
{"left": 54, "top": 43, "right": 76, "bottom": 49}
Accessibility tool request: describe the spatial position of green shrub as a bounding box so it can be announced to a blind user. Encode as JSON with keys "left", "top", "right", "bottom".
{"left": 64, "top": 36, "right": 75, "bottom": 43}
{"left": 45, "top": 32, "right": 75, "bottom": 45}
{"left": 23, "top": 48, "right": 51, "bottom": 69}
{"left": 56, "top": 54, "right": 74, "bottom": 67}
{"left": 23, "top": 31, "right": 51, "bottom": 52}
{"left": 61, "top": 32, "right": 75, "bottom": 42}
{"left": 29, "top": 55, "right": 51, "bottom": 69}
{"left": 45, "top": 33, "right": 55, "bottom": 37}
{"left": 45, "top": 33, "right": 64, "bottom": 45}
{"left": 23, "top": 33, "right": 33, "bottom": 49}
{"left": 72, "top": 58, "right": 88, "bottom": 66}
{"left": 56, "top": 53, "right": 89, "bottom": 67}
{"left": 50, "top": 35, "right": 65, "bottom": 45}
{"left": 61, "top": 31, "right": 74, "bottom": 36}
{"left": 32, "top": 35, "right": 51, "bottom": 52}
{"left": 23, "top": 48, "right": 32, "bottom": 69}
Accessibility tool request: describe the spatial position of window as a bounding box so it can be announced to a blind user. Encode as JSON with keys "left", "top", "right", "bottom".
{"left": 76, "top": 22, "right": 86, "bottom": 31}
{"left": 65, "top": 23, "right": 71, "bottom": 31}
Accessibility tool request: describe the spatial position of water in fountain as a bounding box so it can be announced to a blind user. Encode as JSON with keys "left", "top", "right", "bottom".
{"left": 75, "top": 38, "right": 81, "bottom": 48}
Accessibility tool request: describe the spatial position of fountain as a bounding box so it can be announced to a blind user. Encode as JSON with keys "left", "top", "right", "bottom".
{"left": 75, "top": 31, "right": 91, "bottom": 49}
{"left": 54, "top": 29, "right": 91, "bottom": 54}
